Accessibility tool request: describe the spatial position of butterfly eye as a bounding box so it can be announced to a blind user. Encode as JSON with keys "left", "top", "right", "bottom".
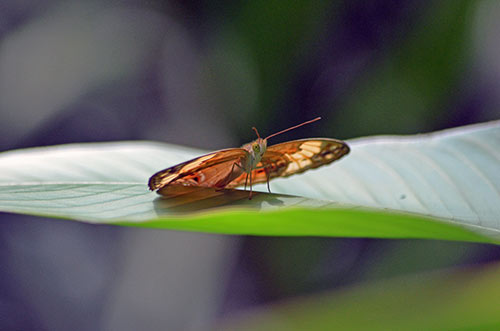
{"left": 253, "top": 144, "right": 260, "bottom": 152}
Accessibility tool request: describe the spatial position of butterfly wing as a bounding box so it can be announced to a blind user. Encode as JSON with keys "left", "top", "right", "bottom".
{"left": 225, "top": 139, "right": 349, "bottom": 188}
{"left": 148, "top": 148, "right": 249, "bottom": 190}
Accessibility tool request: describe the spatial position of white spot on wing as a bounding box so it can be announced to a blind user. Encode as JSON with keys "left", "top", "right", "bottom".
{"left": 300, "top": 141, "right": 322, "bottom": 153}
{"left": 286, "top": 162, "right": 299, "bottom": 172}
{"left": 298, "top": 149, "right": 314, "bottom": 158}
{"left": 299, "top": 158, "right": 312, "bottom": 167}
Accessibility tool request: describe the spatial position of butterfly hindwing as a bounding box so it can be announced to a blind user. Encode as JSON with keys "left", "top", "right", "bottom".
{"left": 148, "top": 148, "right": 248, "bottom": 190}
{"left": 225, "top": 139, "right": 349, "bottom": 188}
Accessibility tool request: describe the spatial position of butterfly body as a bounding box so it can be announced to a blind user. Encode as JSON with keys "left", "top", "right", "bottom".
{"left": 241, "top": 137, "right": 267, "bottom": 171}
{"left": 148, "top": 118, "right": 349, "bottom": 199}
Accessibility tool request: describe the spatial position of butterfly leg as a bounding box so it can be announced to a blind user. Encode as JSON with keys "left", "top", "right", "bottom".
{"left": 250, "top": 165, "right": 272, "bottom": 193}
{"left": 248, "top": 170, "right": 253, "bottom": 200}
{"left": 244, "top": 173, "right": 249, "bottom": 191}
{"left": 265, "top": 166, "right": 271, "bottom": 193}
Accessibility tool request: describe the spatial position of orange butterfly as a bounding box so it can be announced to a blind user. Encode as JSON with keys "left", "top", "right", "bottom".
{"left": 148, "top": 117, "right": 349, "bottom": 199}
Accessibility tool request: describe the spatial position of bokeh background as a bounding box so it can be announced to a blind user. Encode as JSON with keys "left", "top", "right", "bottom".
{"left": 1, "top": 0, "right": 500, "bottom": 329}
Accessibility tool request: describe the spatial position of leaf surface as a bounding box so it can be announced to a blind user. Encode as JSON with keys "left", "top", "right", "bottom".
{"left": 0, "top": 121, "right": 499, "bottom": 243}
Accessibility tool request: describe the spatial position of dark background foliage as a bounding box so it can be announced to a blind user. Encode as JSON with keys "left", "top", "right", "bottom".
{"left": 1, "top": 0, "right": 500, "bottom": 329}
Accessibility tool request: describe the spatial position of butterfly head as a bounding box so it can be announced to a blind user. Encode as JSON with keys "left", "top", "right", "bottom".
{"left": 250, "top": 127, "right": 268, "bottom": 158}
{"left": 245, "top": 117, "right": 321, "bottom": 170}
{"left": 240, "top": 127, "right": 267, "bottom": 169}
{"left": 251, "top": 138, "right": 267, "bottom": 157}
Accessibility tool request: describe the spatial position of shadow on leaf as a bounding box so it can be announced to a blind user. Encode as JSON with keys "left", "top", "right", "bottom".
{"left": 152, "top": 185, "right": 289, "bottom": 216}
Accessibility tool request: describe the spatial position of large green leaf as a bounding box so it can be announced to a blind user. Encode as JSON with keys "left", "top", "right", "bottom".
{"left": 0, "top": 121, "right": 499, "bottom": 243}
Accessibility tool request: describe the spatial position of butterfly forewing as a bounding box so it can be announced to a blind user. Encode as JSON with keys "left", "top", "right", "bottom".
{"left": 148, "top": 148, "right": 248, "bottom": 190}
{"left": 225, "top": 139, "right": 349, "bottom": 188}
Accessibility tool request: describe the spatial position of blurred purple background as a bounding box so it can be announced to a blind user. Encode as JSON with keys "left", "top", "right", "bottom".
{"left": 1, "top": 0, "right": 500, "bottom": 329}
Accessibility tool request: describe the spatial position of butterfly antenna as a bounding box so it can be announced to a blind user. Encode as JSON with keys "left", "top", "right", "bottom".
{"left": 265, "top": 117, "right": 321, "bottom": 141}
{"left": 252, "top": 127, "right": 261, "bottom": 139}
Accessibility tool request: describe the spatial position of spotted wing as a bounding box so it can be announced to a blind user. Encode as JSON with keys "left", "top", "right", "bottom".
{"left": 148, "top": 148, "right": 249, "bottom": 190}
{"left": 226, "top": 139, "right": 349, "bottom": 188}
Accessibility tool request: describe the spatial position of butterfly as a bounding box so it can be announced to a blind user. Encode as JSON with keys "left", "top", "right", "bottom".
{"left": 148, "top": 117, "right": 349, "bottom": 199}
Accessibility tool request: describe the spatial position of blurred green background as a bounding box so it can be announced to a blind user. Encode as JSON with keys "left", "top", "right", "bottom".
{"left": 1, "top": 0, "right": 500, "bottom": 329}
